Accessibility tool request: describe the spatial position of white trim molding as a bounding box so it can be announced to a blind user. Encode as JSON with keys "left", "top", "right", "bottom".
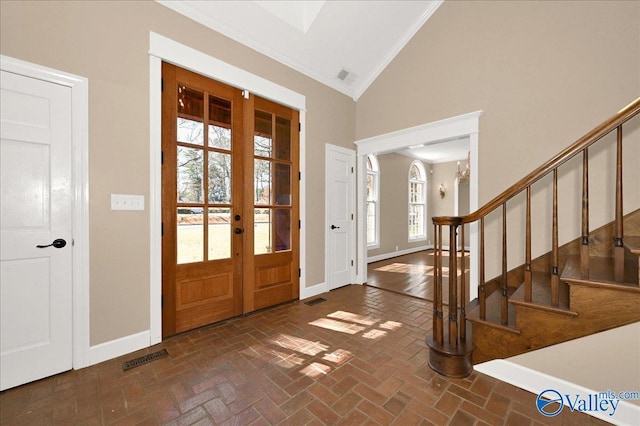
{"left": 367, "top": 244, "right": 432, "bottom": 264}
{"left": 355, "top": 110, "right": 483, "bottom": 298}
{"left": 0, "top": 55, "right": 91, "bottom": 369}
{"left": 89, "top": 330, "right": 150, "bottom": 366}
{"left": 149, "top": 32, "right": 307, "bottom": 344}
{"left": 300, "top": 282, "right": 328, "bottom": 301}
{"left": 475, "top": 360, "right": 640, "bottom": 426}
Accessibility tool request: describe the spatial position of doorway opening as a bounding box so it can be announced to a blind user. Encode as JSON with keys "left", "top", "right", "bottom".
{"left": 354, "top": 111, "right": 482, "bottom": 301}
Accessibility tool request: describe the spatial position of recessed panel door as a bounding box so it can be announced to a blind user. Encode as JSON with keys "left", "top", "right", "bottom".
{"left": 243, "top": 97, "right": 300, "bottom": 312}
{"left": 162, "top": 64, "right": 300, "bottom": 336}
{"left": 162, "top": 64, "right": 244, "bottom": 336}
{"left": 0, "top": 70, "right": 73, "bottom": 390}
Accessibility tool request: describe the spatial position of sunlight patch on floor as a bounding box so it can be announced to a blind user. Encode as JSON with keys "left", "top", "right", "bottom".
{"left": 299, "top": 362, "right": 331, "bottom": 378}
{"left": 379, "top": 320, "right": 403, "bottom": 331}
{"left": 308, "top": 318, "right": 365, "bottom": 334}
{"left": 271, "top": 349, "right": 305, "bottom": 368}
{"left": 269, "top": 334, "right": 329, "bottom": 356}
{"left": 374, "top": 262, "right": 450, "bottom": 275}
{"left": 322, "top": 349, "right": 352, "bottom": 365}
{"left": 327, "top": 310, "right": 379, "bottom": 326}
{"left": 362, "top": 329, "right": 387, "bottom": 340}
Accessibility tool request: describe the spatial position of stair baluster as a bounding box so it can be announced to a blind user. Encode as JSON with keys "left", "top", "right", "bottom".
{"left": 581, "top": 148, "right": 589, "bottom": 277}
{"left": 501, "top": 204, "right": 508, "bottom": 325}
{"left": 460, "top": 224, "right": 466, "bottom": 340}
{"left": 449, "top": 224, "right": 458, "bottom": 345}
{"left": 615, "top": 125, "right": 624, "bottom": 282}
{"left": 525, "top": 186, "right": 532, "bottom": 302}
{"left": 479, "top": 217, "right": 486, "bottom": 320}
{"left": 551, "top": 169, "right": 559, "bottom": 307}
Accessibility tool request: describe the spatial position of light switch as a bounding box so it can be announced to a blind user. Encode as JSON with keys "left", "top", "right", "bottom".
{"left": 111, "top": 194, "right": 144, "bottom": 211}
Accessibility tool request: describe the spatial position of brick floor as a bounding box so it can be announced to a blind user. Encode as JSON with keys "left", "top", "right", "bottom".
{"left": 0, "top": 285, "right": 609, "bottom": 425}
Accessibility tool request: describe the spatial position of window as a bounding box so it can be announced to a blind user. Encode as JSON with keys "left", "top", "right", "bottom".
{"left": 366, "top": 155, "right": 379, "bottom": 248}
{"left": 408, "top": 161, "right": 427, "bottom": 241}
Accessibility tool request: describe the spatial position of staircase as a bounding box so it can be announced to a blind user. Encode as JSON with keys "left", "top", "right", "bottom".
{"left": 426, "top": 97, "right": 640, "bottom": 377}
{"left": 468, "top": 210, "right": 640, "bottom": 364}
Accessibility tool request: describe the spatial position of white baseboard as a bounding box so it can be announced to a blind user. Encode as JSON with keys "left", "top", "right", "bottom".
{"left": 475, "top": 360, "right": 640, "bottom": 425}
{"left": 89, "top": 330, "right": 151, "bottom": 366}
{"left": 300, "top": 281, "right": 328, "bottom": 300}
{"left": 367, "top": 245, "right": 432, "bottom": 264}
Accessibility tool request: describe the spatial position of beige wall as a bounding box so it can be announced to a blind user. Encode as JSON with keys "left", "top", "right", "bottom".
{"left": 0, "top": 1, "right": 355, "bottom": 345}
{"left": 368, "top": 154, "right": 428, "bottom": 257}
{"left": 2, "top": 0, "right": 638, "bottom": 349}
{"left": 357, "top": 0, "right": 640, "bottom": 278}
{"left": 368, "top": 155, "right": 468, "bottom": 258}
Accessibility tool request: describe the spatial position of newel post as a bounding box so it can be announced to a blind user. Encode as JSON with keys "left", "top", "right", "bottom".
{"left": 426, "top": 217, "right": 474, "bottom": 378}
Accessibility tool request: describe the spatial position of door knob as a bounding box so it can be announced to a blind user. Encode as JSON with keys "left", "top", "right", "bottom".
{"left": 234, "top": 227, "right": 244, "bottom": 234}
{"left": 331, "top": 225, "right": 340, "bottom": 230}
{"left": 37, "top": 238, "right": 67, "bottom": 249}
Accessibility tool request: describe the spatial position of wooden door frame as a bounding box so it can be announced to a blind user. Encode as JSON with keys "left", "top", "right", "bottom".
{"left": 0, "top": 55, "right": 90, "bottom": 369}
{"left": 149, "top": 33, "right": 307, "bottom": 344}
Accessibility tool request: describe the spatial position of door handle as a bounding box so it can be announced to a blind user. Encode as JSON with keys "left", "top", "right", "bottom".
{"left": 234, "top": 228, "right": 244, "bottom": 234}
{"left": 331, "top": 225, "right": 340, "bottom": 230}
{"left": 37, "top": 238, "right": 67, "bottom": 249}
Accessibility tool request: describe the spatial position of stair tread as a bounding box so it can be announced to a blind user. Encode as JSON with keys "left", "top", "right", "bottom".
{"left": 467, "top": 288, "right": 518, "bottom": 332}
{"left": 561, "top": 255, "right": 639, "bottom": 288}
{"left": 509, "top": 271, "right": 573, "bottom": 313}
{"left": 623, "top": 235, "right": 640, "bottom": 254}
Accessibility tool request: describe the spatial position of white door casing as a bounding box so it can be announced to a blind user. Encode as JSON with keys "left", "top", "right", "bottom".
{"left": 325, "top": 144, "right": 355, "bottom": 290}
{"left": 0, "top": 70, "right": 73, "bottom": 390}
{"left": 354, "top": 111, "right": 482, "bottom": 299}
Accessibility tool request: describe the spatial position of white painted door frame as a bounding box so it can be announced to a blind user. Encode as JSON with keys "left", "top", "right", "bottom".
{"left": 0, "top": 55, "right": 91, "bottom": 369}
{"left": 325, "top": 144, "right": 356, "bottom": 290}
{"left": 148, "top": 33, "right": 307, "bottom": 344}
{"left": 354, "top": 111, "right": 482, "bottom": 301}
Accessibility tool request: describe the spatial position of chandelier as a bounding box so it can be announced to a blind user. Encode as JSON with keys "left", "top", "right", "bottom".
{"left": 456, "top": 151, "right": 470, "bottom": 183}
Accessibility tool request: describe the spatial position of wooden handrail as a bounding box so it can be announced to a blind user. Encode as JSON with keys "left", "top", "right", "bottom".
{"left": 426, "top": 97, "right": 639, "bottom": 378}
{"left": 435, "top": 97, "right": 640, "bottom": 227}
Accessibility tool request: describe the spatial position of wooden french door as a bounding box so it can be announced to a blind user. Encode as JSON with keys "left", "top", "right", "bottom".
{"left": 162, "top": 63, "right": 299, "bottom": 337}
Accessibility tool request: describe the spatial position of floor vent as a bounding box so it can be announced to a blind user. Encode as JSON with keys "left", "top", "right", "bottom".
{"left": 122, "top": 348, "right": 169, "bottom": 371}
{"left": 304, "top": 297, "right": 327, "bottom": 306}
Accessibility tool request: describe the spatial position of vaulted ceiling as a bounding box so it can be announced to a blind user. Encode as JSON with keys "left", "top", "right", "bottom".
{"left": 156, "top": 0, "right": 467, "bottom": 163}
{"left": 156, "top": 0, "right": 442, "bottom": 101}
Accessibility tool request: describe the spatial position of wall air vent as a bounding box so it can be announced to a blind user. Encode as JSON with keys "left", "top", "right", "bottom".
{"left": 336, "top": 68, "right": 357, "bottom": 86}
{"left": 337, "top": 69, "right": 350, "bottom": 81}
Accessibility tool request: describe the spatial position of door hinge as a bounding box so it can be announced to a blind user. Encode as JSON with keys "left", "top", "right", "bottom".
{"left": 351, "top": 260, "right": 354, "bottom": 267}
{"left": 298, "top": 220, "right": 301, "bottom": 229}
{"left": 351, "top": 166, "right": 354, "bottom": 173}
{"left": 351, "top": 214, "right": 354, "bottom": 220}
{"left": 161, "top": 223, "right": 164, "bottom": 236}
{"left": 298, "top": 122, "right": 301, "bottom": 132}
{"left": 298, "top": 171, "right": 301, "bottom": 181}
{"left": 298, "top": 268, "right": 301, "bottom": 277}
{"left": 161, "top": 78, "right": 164, "bottom": 92}
{"left": 161, "top": 295, "right": 164, "bottom": 308}
{"left": 161, "top": 150, "right": 164, "bottom": 164}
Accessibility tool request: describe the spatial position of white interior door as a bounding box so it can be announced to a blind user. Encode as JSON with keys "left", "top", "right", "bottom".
{"left": 0, "top": 70, "right": 73, "bottom": 390}
{"left": 326, "top": 145, "right": 355, "bottom": 290}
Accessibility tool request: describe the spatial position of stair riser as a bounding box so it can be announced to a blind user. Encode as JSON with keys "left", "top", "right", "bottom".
{"left": 471, "top": 287, "right": 640, "bottom": 364}
{"left": 569, "top": 285, "right": 640, "bottom": 323}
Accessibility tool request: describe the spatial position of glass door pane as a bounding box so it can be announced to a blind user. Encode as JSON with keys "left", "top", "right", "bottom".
{"left": 253, "top": 109, "right": 293, "bottom": 254}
